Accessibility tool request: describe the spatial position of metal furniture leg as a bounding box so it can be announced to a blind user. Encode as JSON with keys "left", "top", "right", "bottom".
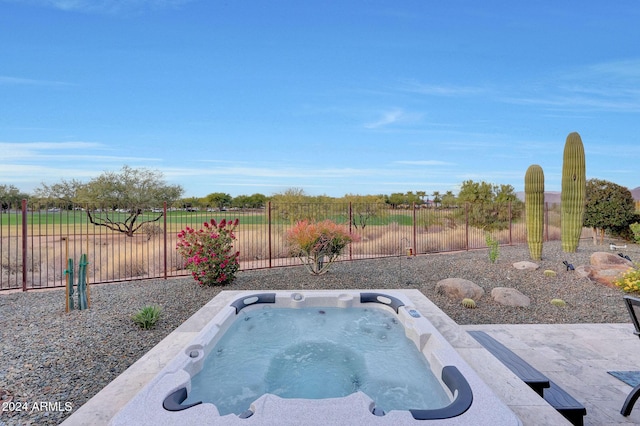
{"left": 621, "top": 383, "right": 640, "bottom": 416}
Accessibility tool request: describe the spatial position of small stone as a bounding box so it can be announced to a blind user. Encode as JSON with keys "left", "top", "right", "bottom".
{"left": 513, "top": 261, "right": 539, "bottom": 270}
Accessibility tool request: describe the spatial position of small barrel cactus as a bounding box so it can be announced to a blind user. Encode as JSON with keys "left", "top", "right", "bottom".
{"left": 551, "top": 298, "right": 566, "bottom": 307}
{"left": 461, "top": 298, "right": 477, "bottom": 309}
{"left": 544, "top": 270, "right": 557, "bottom": 277}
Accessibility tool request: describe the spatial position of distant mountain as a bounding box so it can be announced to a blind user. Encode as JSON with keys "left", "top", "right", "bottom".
{"left": 515, "top": 191, "right": 561, "bottom": 204}
{"left": 516, "top": 188, "right": 640, "bottom": 202}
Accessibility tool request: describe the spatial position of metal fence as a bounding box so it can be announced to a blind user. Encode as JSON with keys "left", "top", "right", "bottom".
{"left": 1, "top": 200, "right": 560, "bottom": 291}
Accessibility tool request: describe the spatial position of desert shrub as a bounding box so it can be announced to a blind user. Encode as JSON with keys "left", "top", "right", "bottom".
{"left": 547, "top": 225, "right": 562, "bottom": 241}
{"left": 1, "top": 251, "right": 40, "bottom": 275}
{"left": 630, "top": 223, "right": 640, "bottom": 244}
{"left": 418, "top": 227, "right": 469, "bottom": 252}
{"left": 614, "top": 264, "right": 640, "bottom": 293}
{"left": 141, "top": 223, "right": 163, "bottom": 240}
{"left": 286, "top": 219, "right": 358, "bottom": 274}
{"left": 350, "top": 223, "right": 412, "bottom": 256}
{"left": 124, "top": 258, "right": 147, "bottom": 277}
{"left": 176, "top": 218, "right": 240, "bottom": 286}
{"left": 417, "top": 210, "right": 443, "bottom": 231}
{"left": 485, "top": 234, "right": 500, "bottom": 263}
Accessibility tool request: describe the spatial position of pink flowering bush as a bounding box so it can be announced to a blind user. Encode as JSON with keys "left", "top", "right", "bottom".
{"left": 176, "top": 218, "right": 240, "bottom": 286}
{"left": 286, "top": 219, "right": 359, "bottom": 275}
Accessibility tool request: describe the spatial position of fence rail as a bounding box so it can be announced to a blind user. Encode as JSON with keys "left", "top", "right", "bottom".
{"left": 1, "top": 200, "right": 561, "bottom": 291}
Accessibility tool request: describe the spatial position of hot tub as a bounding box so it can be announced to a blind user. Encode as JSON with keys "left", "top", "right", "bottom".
{"left": 109, "top": 290, "right": 521, "bottom": 425}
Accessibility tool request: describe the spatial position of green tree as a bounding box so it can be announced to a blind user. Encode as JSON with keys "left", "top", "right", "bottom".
{"left": 204, "top": 192, "right": 232, "bottom": 210}
{"left": 270, "top": 188, "right": 327, "bottom": 223}
{"left": 249, "top": 193, "right": 267, "bottom": 208}
{"left": 232, "top": 195, "right": 251, "bottom": 209}
{"left": 181, "top": 196, "right": 203, "bottom": 210}
{"left": 584, "top": 179, "right": 637, "bottom": 244}
{"left": 231, "top": 193, "right": 267, "bottom": 209}
{"left": 271, "top": 187, "right": 307, "bottom": 202}
{"left": 0, "top": 184, "right": 28, "bottom": 211}
{"left": 440, "top": 191, "right": 456, "bottom": 208}
{"left": 457, "top": 180, "right": 495, "bottom": 204}
{"left": 387, "top": 192, "right": 407, "bottom": 208}
{"left": 342, "top": 194, "right": 386, "bottom": 229}
{"left": 456, "top": 180, "right": 522, "bottom": 230}
{"left": 431, "top": 191, "right": 442, "bottom": 207}
{"left": 405, "top": 191, "right": 422, "bottom": 206}
{"left": 33, "top": 179, "right": 85, "bottom": 209}
{"left": 77, "top": 165, "right": 183, "bottom": 236}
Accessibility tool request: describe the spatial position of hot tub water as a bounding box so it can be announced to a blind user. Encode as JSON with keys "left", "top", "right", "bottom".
{"left": 184, "top": 307, "right": 451, "bottom": 415}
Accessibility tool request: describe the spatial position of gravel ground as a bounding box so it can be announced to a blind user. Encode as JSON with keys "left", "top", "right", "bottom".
{"left": 0, "top": 240, "right": 637, "bottom": 425}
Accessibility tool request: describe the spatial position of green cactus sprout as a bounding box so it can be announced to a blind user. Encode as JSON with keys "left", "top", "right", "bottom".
{"left": 551, "top": 298, "right": 566, "bottom": 307}
{"left": 525, "top": 164, "right": 545, "bottom": 260}
{"left": 561, "top": 132, "right": 586, "bottom": 253}
{"left": 132, "top": 305, "right": 162, "bottom": 329}
{"left": 544, "top": 269, "right": 557, "bottom": 277}
{"left": 461, "top": 298, "right": 477, "bottom": 309}
{"left": 63, "top": 253, "right": 89, "bottom": 311}
{"left": 64, "top": 258, "right": 75, "bottom": 311}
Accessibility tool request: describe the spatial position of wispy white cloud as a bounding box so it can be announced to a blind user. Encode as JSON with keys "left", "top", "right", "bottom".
{"left": 2, "top": 0, "right": 195, "bottom": 14}
{"left": 0, "top": 75, "right": 72, "bottom": 87}
{"left": 581, "top": 59, "right": 640, "bottom": 80}
{"left": 0, "top": 141, "right": 103, "bottom": 158}
{"left": 0, "top": 141, "right": 160, "bottom": 163}
{"left": 363, "top": 108, "right": 424, "bottom": 129}
{"left": 399, "top": 80, "right": 488, "bottom": 97}
{"left": 503, "top": 59, "right": 640, "bottom": 113}
{"left": 164, "top": 166, "right": 384, "bottom": 180}
{"left": 503, "top": 93, "right": 640, "bottom": 112}
{"left": 364, "top": 108, "right": 404, "bottom": 129}
{"left": 393, "top": 160, "right": 454, "bottom": 166}
{"left": 0, "top": 141, "right": 103, "bottom": 150}
{"left": 0, "top": 164, "right": 100, "bottom": 182}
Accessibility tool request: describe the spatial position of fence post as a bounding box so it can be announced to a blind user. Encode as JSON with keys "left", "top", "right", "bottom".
{"left": 268, "top": 201, "right": 272, "bottom": 268}
{"left": 412, "top": 202, "right": 417, "bottom": 256}
{"left": 163, "top": 201, "right": 167, "bottom": 280}
{"left": 544, "top": 202, "right": 549, "bottom": 242}
{"left": 465, "top": 203, "right": 469, "bottom": 251}
{"left": 348, "top": 202, "right": 353, "bottom": 260}
{"left": 508, "top": 201, "right": 513, "bottom": 246}
{"left": 22, "top": 199, "right": 27, "bottom": 292}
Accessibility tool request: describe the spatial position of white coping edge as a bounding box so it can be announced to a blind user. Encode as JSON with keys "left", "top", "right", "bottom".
{"left": 61, "top": 290, "right": 565, "bottom": 425}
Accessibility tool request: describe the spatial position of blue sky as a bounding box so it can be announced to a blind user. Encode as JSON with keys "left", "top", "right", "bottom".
{"left": 2, "top": 0, "right": 639, "bottom": 198}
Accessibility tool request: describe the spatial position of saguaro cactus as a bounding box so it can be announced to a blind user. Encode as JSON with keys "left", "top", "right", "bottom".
{"left": 561, "top": 132, "right": 586, "bottom": 253}
{"left": 64, "top": 254, "right": 89, "bottom": 311}
{"left": 77, "top": 253, "right": 88, "bottom": 310}
{"left": 525, "top": 164, "right": 544, "bottom": 260}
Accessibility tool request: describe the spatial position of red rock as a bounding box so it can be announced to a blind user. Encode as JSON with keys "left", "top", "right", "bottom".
{"left": 576, "top": 252, "right": 633, "bottom": 288}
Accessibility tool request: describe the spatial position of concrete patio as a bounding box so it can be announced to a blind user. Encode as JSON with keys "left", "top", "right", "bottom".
{"left": 460, "top": 322, "right": 640, "bottom": 425}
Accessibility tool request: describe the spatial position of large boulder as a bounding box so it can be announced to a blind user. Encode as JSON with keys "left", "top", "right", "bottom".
{"left": 436, "top": 278, "right": 485, "bottom": 301}
{"left": 491, "top": 287, "right": 531, "bottom": 307}
{"left": 576, "top": 252, "right": 633, "bottom": 288}
{"left": 590, "top": 252, "right": 633, "bottom": 267}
